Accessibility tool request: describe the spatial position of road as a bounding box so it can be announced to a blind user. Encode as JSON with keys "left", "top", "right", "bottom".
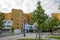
{"left": 0, "top": 33, "right": 56, "bottom": 40}
{"left": 0, "top": 33, "right": 37, "bottom": 40}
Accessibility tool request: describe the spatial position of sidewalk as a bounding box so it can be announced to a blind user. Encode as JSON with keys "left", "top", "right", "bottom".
{"left": 0, "top": 33, "right": 57, "bottom": 40}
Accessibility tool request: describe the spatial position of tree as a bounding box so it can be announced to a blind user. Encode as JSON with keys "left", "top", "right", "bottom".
{"left": 0, "top": 13, "right": 4, "bottom": 29}
{"left": 11, "top": 27, "right": 15, "bottom": 32}
{"left": 31, "top": 1, "right": 48, "bottom": 39}
{"left": 46, "top": 17, "right": 59, "bottom": 34}
{"left": 41, "top": 22, "right": 49, "bottom": 32}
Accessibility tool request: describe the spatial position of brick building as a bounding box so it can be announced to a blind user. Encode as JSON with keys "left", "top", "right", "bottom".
{"left": 4, "top": 9, "right": 33, "bottom": 30}
{"left": 51, "top": 13, "right": 60, "bottom": 20}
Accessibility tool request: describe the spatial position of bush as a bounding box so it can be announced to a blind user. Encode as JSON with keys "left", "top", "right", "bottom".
{"left": 11, "top": 27, "right": 15, "bottom": 32}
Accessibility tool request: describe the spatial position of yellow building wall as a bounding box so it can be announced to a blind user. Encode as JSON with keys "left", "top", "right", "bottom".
{"left": 24, "top": 14, "right": 29, "bottom": 24}
{"left": 4, "top": 9, "right": 33, "bottom": 30}
{"left": 4, "top": 13, "right": 11, "bottom": 20}
{"left": 52, "top": 13, "right": 60, "bottom": 20}
{"left": 27, "top": 13, "right": 33, "bottom": 25}
{"left": 4, "top": 9, "right": 24, "bottom": 30}
{"left": 24, "top": 13, "right": 33, "bottom": 25}
{"left": 11, "top": 9, "right": 24, "bottom": 29}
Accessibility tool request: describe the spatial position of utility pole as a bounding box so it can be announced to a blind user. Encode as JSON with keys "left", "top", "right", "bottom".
{"left": 59, "top": 5, "right": 60, "bottom": 9}
{"left": 23, "top": 17, "right": 26, "bottom": 37}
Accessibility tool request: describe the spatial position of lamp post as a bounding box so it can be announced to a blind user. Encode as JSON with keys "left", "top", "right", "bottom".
{"left": 59, "top": 5, "right": 60, "bottom": 9}
{"left": 23, "top": 17, "right": 26, "bottom": 37}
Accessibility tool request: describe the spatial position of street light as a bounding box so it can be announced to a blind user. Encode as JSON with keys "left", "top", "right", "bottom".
{"left": 23, "top": 17, "right": 26, "bottom": 37}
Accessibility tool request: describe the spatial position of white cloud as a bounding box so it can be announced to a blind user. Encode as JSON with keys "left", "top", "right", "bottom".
{"left": 0, "top": 0, "right": 60, "bottom": 16}
{"left": 40, "top": 0, "right": 60, "bottom": 16}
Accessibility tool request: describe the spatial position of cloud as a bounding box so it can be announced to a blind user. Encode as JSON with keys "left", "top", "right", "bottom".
{"left": 0, "top": 0, "right": 60, "bottom": 16}
{"left": 40, "top": 0, "right": 60, "bottom": 16}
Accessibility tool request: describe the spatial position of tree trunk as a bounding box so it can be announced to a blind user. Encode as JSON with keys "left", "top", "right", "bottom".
{"left": 36, "top": 29, "right": 37, "bottom": 39}
{"left": 39, "top": 29, "right": 40, "bottom": 40}
{"left": 50, "top": 28, "right": 52, "bottom": 35}
{"left": 38, "top": 28, "right": 42, "bottom": 40}
{"left": 51, "top": 30, "right": 52, "bottom": 35}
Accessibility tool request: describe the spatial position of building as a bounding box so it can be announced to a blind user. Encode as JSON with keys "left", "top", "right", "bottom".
{"left": 24, "top": 24, "right": 36, "bottom": 33}
{"left": 51, "top": 13, "right": 60, "bottom": 20}
{"left": 4, "top": 9, "right": 33, "bottom": 30}
{"left": 3, "top": 20, "right": 12, "bottom": 29}
{"left": 4, "top": 9, "right": 24, "bottom": 30}
{"left": 27, "top": 13, "right": 33, "bottom": 25}
{"left": 24, "top": 13, "right": 33, "bottom": 25}
{"left": 0, "top": 9, "right": 34, "bottom": 33}
{"left": 51, "top": 13, "right": 60, "bottom": 31}
{"left": 4, "top": 13, "right": 11, "bottom": 20}
{"left": 12, "top": 9, "right": 24, "bottom": 30}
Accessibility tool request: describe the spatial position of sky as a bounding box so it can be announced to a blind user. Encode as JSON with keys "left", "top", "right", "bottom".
{"left": 0, "top": 0, "right": 60, "bottom": 16}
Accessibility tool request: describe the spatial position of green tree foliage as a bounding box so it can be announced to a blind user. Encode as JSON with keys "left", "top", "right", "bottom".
{"left": 40, "top": 22, "right": 49, "bottom": 32}
{"left": 0, "top": 13, "right": 4, "bottom": 29}
{"left": 44, "top": 17, "right": 60, "bottom": 34}
{"left": 11, "top": 27, "right": 15, "bottom": 32}
{"left": 31, "top": 1, "right": 48, "bottom": 28}
{"left": 31, "top": 1, "right": 48, "bottom": 39}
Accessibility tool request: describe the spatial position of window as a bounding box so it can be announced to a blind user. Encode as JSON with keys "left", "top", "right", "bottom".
{"left": 11, "top": 18, "right": 13, "bottom": 20}
{"left": 17, "top": 14, "right": 19, "bottom": 15}
{"left": 17, "top": 23, "right": 19, "bottom": 25}
{"left": 3, "top": 21, "right": 6, "bottom": 23}
{"left": 16, "top": 14, "right": 19, "bottom": 16}
{"left": 29, "top": 26, "right": 32, "bottom": 29}
{"left": 8, "top": 22, "right": 11, "bottom": 23}
{"left": 7, "top": 25, "right": 11, "bottom": 27}
{"left": 17, "top": 27, "right": 19, "bottom": 29}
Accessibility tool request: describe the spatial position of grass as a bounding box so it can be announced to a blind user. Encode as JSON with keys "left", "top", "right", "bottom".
{"left": 51, "top": 36, "right": 60, "bottom": 40}
{"left": 17, "top": 38, "right": 45, "bottom": 40}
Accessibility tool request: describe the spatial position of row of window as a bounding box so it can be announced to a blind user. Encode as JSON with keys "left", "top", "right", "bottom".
{"left": 7, "top": 25, "right": 11, "bottom": 27}
{"left": 4, "top": 25, "right": 11, "bottom": 27}
{"left": 3, "top": 21, "right": 11, "bottom": 23}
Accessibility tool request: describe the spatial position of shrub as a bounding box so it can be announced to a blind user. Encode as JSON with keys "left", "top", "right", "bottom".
{"left": 11, "top": 27, "right": 15, "bottom": 32}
